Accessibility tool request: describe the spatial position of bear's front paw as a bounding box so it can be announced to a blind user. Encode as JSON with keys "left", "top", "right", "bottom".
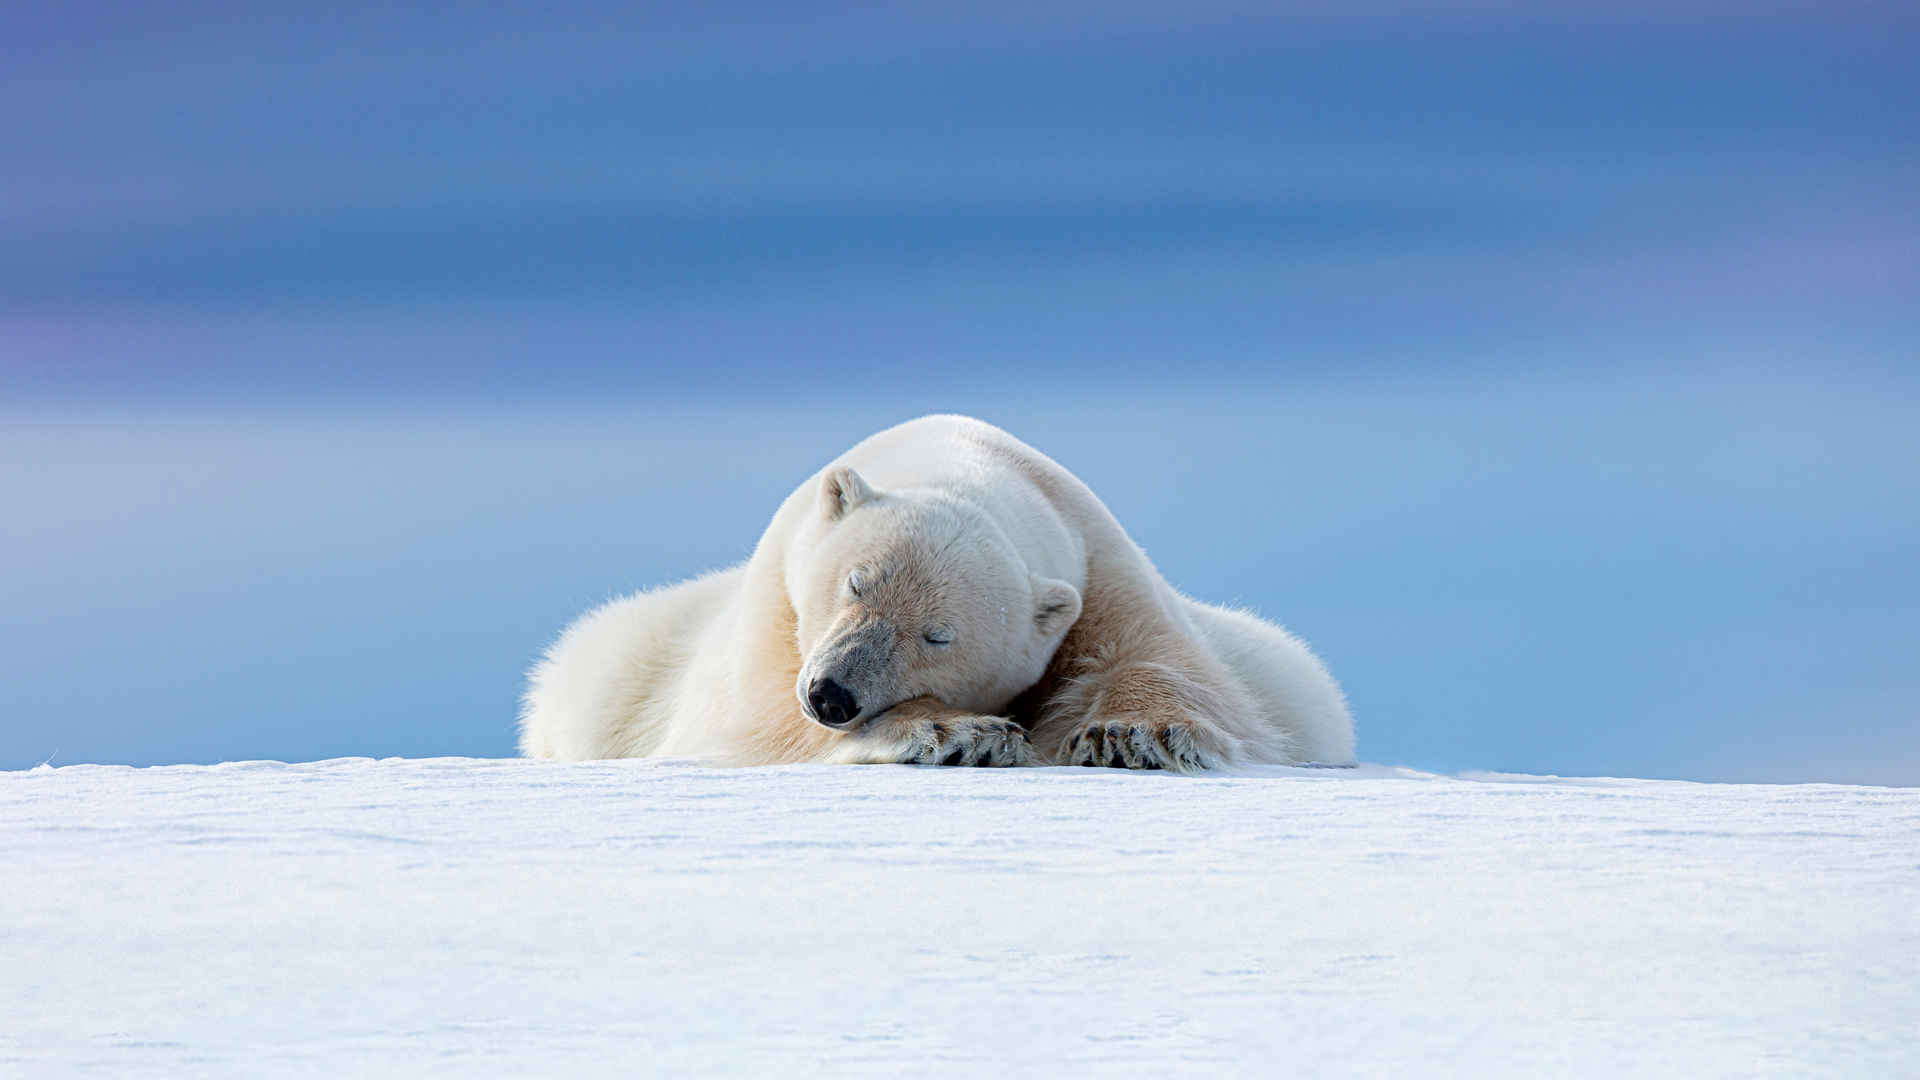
{"left": 827, "top": 698, "right": 1039, "bottom": 767}
{"left": 1063, "top": 718, "right": 1216, "bottom": 772}
{"left": 900, "top": 714, "right": 1037, "bottom": 768}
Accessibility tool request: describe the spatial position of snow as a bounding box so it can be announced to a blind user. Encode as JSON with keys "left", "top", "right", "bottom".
{"left": 4, "top": 758, "right": 1916, "bottom": 1077}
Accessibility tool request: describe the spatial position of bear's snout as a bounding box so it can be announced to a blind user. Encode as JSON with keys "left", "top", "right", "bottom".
{"left": 806, "top": 678, "right": 860, "bottom": 729}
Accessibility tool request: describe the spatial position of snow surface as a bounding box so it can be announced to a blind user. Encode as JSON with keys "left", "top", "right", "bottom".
{"left": 4, "top": 758, "right": 1916, "bottom": 1077}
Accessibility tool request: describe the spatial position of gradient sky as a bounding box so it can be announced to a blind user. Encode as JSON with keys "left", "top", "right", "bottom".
{"left": 3, "top": 3, "right": 1916, "bottom": 781}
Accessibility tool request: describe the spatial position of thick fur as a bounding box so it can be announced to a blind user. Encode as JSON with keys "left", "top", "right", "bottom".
{"left": 521, "top": 415, "right": 1354, "bottom": 770}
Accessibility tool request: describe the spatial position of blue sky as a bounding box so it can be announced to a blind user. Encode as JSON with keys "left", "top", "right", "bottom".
{"left": 2, "top": 4, "right": 1916, "bottom": 781}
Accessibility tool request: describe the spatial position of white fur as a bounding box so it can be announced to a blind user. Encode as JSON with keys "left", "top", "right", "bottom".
{"left": 521, "top": 415, "right": 1355, "bottom": 769}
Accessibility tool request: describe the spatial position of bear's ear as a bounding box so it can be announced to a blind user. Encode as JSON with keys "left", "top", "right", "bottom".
{"left": 1032, "top": 576, "right": 1082, "bottom": 635}
{"left": 820, "top": 466, "right": 876, "bottom": 520}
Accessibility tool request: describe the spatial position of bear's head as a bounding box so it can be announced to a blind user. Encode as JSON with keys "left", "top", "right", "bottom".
{"left": 786, "top": 465, "right": 1082, "bottom": 731}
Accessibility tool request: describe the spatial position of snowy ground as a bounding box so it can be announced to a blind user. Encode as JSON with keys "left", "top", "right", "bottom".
{"left": 4, "top": 758, "right": 1916, "bottom": 1077}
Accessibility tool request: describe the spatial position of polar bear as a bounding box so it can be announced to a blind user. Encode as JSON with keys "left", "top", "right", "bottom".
{"left": 520, "top": 415, "right": 1353, "bottom": 770}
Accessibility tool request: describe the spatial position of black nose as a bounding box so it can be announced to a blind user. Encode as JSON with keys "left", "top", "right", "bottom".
{"left": 807, "top": 678, "right": 859, "bottom": 728}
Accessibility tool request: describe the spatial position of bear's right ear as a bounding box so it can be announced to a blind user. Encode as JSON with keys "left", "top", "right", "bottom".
{"left": 1032, "top": 576, "right": 1082, "bottom": 636}
{"left": 820, "top": 466, "right": 876, "bottom": 521}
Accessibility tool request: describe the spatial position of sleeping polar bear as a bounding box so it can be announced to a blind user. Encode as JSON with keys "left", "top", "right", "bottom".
{"left": 521, "top": 415, "right": 1353, "bottom": 771}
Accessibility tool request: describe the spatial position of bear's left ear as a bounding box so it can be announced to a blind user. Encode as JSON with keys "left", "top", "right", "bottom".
{"left": 820, "top": 466, "right": 876, "bottom": 520}
{"left": 1032, "top": 576, "right": 1082, "bottom": 635}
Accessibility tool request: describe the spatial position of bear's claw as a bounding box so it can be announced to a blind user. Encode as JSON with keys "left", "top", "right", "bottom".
{"left": 902, "top": 716, "right": 1035, "bottom": 768}
{"left": 1064, "top": 720, "right": 1210, "bottom": 772}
